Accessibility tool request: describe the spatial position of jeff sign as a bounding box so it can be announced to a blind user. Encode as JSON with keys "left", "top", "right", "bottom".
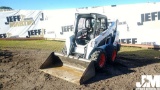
{"left": 5, "top": 15, "right": 34, "bottom": 27}
{"left": 135, "top": 75, "right": 160, "bottom": 90}
{"left": 137, "top": 11, "right": 160, "bottom": 26}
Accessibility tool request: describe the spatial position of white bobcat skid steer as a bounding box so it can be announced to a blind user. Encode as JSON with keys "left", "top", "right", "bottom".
{"left": 40, "top": 13, "right": 121, "bottom": 85}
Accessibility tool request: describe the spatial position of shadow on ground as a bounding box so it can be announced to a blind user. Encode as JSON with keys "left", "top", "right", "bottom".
{"left": 85, "top": 49, "right": 160, "bottom": 84}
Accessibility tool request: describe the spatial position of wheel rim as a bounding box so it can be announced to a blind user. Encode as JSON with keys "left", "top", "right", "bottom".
{"left": 112, "top": 50, "right": 117, "bottom": 61}
{"left": 99, "top": 53, "right": 106, "bottom": 68}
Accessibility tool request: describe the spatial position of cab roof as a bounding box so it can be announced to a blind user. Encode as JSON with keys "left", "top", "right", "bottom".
{"left": 76, "top": 13, "right": 107, "bottom": 19}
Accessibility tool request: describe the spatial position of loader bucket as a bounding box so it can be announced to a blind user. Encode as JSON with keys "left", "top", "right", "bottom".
{"left": 40, "top": 52, "right": 95, "bottom": 85}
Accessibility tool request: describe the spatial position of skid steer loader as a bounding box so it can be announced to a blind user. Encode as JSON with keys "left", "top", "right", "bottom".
{"left": 40, "top": 13, "right": 121, "bottom": 85}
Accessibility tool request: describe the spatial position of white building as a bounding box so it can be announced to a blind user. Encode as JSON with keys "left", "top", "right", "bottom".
{"left": 0, "top": 2, "right": 160, "bottom": 45}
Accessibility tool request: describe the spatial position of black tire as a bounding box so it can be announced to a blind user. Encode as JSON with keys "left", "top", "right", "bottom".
{"left": 106, "top": 45, "right": 117, "bottom": 63}
{"left": 110, "top": 49, "right": 117, "bottom": 63}
{"left": 117, "top": 44, "right": 121, "bottom": 51}
{"left": 90, "top": 49, "right": 106, "bottom": 70}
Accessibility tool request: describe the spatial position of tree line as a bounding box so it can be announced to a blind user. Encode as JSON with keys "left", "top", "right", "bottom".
{"left": 0, "top": 6, "right": 13, "bottom": 10}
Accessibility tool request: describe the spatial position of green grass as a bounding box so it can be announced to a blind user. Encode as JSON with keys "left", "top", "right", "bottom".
{"left": 0, "top": 40, "right": 65, "bottom": 52}
{"left": 0, "top": 40, "right": 160, "bottom": 59}
{"left": 119, "top": 47, "right": 160, "bottom": 59}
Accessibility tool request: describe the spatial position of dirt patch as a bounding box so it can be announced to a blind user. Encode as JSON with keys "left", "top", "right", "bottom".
{"left": 0, "top": 49, "right": 160, "bottom": 90}
{"left": 0, "top": 50, "right": 13, "bottom": 63}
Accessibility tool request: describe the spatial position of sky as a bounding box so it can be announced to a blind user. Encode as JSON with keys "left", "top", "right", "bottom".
{"left": 0, "top": 0, "right": 160, "bottom": 10}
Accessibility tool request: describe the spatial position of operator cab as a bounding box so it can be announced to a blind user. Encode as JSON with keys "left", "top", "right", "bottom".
{"left": 75, "top": 13, "right": 108, "bottom": 45}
